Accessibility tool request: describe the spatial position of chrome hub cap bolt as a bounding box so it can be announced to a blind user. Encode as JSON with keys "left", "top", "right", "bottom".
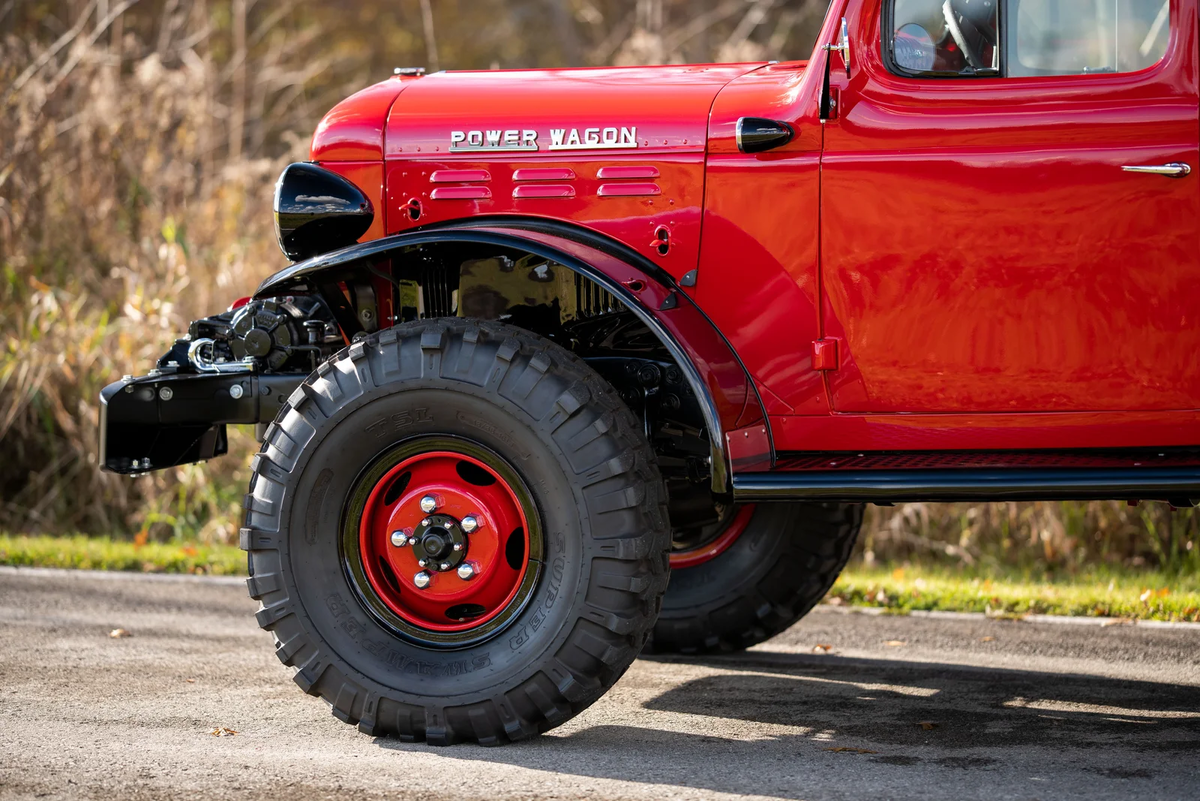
{"left": 462, "top": 515, "right": 480, "bottom": 533}
{"left": 390, "top": 530, "right": 408, "bottom": 547}
{"left": 413, "top": 571, "right": 432, "bottom": 589}
{"left": 418, "top": 558, "right": 427, "bottom": 568}
{"left": 440, "top": 562, "right": 450, "bottom": 571}
{"left": 452, "top": 543, "right": 463, "bottom": 552}
{"left": 457, "top": 563, "right": 476, "bottom": 581}
{"left": 419, "top": 495, "right": 438, "bottom": 513}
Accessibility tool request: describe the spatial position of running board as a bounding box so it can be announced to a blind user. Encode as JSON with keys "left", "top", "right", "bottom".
{"left": 731, "top": 468, "right": 1200, "bottom": 503}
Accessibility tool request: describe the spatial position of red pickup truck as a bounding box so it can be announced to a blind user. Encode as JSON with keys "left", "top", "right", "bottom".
{"left": 100, "top": 0, "right": 1196, "bottom": 744}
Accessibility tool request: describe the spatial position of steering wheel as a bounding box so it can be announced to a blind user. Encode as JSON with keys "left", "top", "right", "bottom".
{"left": 941, "top": 0, "right": 986, "bottom": 70}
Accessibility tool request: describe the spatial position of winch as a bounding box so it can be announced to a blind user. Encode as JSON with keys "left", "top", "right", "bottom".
{"left": 157, "top": 297, "right": 333, "bottom": 375}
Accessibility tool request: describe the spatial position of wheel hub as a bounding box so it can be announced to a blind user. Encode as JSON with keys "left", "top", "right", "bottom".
{"left": 411, "top": 514, "right": 467, "bottom": 571}
{"left": 351, "top": 444, "right": 538, "bottom": 640}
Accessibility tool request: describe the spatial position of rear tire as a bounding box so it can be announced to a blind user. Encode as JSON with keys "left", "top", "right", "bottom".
{"left": 241, "top": 319, "right": 670, "bottom": 744}
{"left": 649, "top": 503, "right": 862, "bottom": 654}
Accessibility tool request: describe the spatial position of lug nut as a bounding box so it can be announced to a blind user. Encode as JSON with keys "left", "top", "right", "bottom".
{"left": 413, "top": 571, "right": 432, "bottom": 589}
{"left": 461, "top": 515, "right": 479, "bottom": 533}
{"left": 440, "top": 562, "right": 450, "bottom": 571}
{"left": 390, "top": 530, "right": 408, "bottom": 547}
{"left": 452, "top": 543, "right": 463, "bottom": 552}
{"left": 457, "top": 563, "right": 476, "bottom": 581}
{"left": 420, "top": 495, "right": 438, "bottom": 513}
{"left": 418, "top": 559, "right": 427, "bottom": 568}
{"left": 421, "top": 518, "right": 431, "bottom": 527}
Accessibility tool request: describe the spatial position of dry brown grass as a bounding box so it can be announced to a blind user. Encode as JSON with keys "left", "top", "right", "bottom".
{"left": 1, "top": 6, "right": 326, "bottom": 539}
{"left": 860, "top": 501, "right": 1197, "bottom": 574}
{"left": 1, "top": 2, "right": 1195, "bottom": 572}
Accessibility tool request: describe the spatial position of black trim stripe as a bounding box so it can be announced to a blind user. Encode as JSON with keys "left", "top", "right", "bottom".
{"left": 732, "top": 468, "right": 1200, "bottom": 503}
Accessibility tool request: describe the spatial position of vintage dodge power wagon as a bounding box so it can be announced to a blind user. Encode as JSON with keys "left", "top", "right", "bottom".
{"left": 100, "top": 0, "right": 1196, "bottom": 744}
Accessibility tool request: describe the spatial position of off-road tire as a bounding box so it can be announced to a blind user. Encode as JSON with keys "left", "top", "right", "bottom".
{"left": 649, "top": 503, "right": 862, "bottom": 654}
{"left": 241, "top": 319, "right": 670, "bottom": 744}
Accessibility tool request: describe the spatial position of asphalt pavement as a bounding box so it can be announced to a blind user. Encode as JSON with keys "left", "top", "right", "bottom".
{"left": 1, "top": 566, "right": 1197, "bottom": 801}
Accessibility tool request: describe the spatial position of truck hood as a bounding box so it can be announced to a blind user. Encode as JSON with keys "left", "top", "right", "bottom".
{"left": 383, "top": 64, "right": 767, "bottom": 159}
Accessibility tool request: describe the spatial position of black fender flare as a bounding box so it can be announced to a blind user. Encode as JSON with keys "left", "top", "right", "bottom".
{"left": 253, "top": 219, "right": 771, "bottom": 493}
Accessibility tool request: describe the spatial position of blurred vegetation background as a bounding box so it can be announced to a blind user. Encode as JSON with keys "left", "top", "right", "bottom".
{"left": 2, "top": 0, "right": 1196, "bottom": 578}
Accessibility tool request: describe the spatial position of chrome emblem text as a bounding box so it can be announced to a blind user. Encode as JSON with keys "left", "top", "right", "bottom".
{"left": 450, "top": 129, "right": 539, "bottom": 153}
{"left": 549, "top": 126, "right": 638, "bottom": 151}
{"left": 448, "top": 126, "right": 639, "bottom": 153}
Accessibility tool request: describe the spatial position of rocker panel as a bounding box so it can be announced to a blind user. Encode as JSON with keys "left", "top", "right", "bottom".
{"left": 732, "top": 467, "right": 1200, "bottom": 503}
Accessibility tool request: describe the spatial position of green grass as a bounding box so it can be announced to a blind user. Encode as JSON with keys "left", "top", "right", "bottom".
{"left": 0, "top": 534, "right": 246, "bottom": 576}
{"left": 3, "top": 534, "right": 1198, "bottom": 623}
{"left": 831, "top": 564, "right": 1200, "bottom": 623}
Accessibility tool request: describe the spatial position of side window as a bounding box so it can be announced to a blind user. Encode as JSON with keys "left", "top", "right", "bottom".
{"left": 890, "top": 0, "right": 1000, "bottom": 76}
{"left": 1010, "top": 0, "right": 1170, "bottom": 76}
{"left": 886, "top": 0, "right": 1171, "bottom": 78}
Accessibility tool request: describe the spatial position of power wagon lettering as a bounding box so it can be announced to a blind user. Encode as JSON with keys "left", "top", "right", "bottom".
{"left": 448, "top": 126, "right": 638, "bottom": 152}
{"left": 548, "top": 126, "right": 637, "bottom": 151}
{"left": 450, "top": 129, "right": 538, "bottom": 152}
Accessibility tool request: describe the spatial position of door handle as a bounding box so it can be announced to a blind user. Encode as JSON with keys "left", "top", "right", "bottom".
{"left": 1121, "top": 163, "right": 1191, "bottom": 178}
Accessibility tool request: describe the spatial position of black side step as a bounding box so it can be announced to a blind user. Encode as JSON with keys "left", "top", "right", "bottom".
{"left": 731, "top": 468, "right": 1200, "bottom": 503}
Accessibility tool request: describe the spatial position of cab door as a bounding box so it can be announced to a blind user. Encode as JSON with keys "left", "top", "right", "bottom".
{"left": 820, "top": 0, "right": 1199, "bottom": 414}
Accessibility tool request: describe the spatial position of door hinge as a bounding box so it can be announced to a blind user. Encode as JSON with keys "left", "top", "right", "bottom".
{"left": 812, "top": 339, "right": 839, "bottom": 371}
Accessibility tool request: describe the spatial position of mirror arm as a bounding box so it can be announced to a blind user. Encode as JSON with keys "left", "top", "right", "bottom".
{"left": 820, "top": 17, "right": 850, "bottom": 123}
{"left": 820, "top": 44, "right": 833, "bottom": 122}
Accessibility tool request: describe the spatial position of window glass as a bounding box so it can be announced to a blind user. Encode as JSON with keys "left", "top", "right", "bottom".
{"left": 887, "top": 0, "right": 1171, "bottom": 77}
{"left": 892, "top": 0, "right": 1000, "bottom": 75}
{"left": 1009, "top": 0, "right": 1170, "bottom": 76}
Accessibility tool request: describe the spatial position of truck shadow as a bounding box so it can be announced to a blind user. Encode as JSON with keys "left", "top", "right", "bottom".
{"left": 639, "top": 650, "right": 1200, "bottom": 750}
{"left": 375, "top": 650, "right": 1200, "bottom": 800}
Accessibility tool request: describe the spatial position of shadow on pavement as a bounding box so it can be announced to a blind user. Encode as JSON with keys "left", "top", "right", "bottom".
{"left": 376, "top": 650, "right": 1200, "bottom": 800}
{"left": 640, "top": 650, "right": 1200, "bottom": 750}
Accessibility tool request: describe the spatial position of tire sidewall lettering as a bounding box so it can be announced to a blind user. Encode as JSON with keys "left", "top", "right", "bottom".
{"left": 364, "top": 406, "right": 434, "bottom": 440}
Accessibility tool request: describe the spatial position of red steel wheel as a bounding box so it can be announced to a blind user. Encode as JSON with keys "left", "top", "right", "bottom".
{"left": 246, "top": 319, "right": 670, "bottom": 744}
{"left": 669, "top": 504, "right": 756, "bottom": 569}
{"left": 344, "top": 437, "right": 542, "bottom": 647}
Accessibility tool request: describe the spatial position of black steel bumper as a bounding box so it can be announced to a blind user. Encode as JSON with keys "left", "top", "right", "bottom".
{"left": 99, "top": 371, "right": 304, "bottom": 474}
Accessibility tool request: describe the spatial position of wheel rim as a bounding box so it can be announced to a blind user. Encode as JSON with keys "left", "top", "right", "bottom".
{"left": 343, "top": 436, "right": 542, "bottom": 647}
{"left": 669, "top": 504, "right": 756, "bottom": 569}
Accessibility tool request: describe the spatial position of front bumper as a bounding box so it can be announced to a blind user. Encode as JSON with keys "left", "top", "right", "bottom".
{"left": 99, "top": 371, "right": 304, "bottom": 474}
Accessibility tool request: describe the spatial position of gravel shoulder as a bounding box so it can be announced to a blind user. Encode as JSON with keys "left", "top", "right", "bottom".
{"left": 1, "top": 568, "right": 1197, "bottom": 801}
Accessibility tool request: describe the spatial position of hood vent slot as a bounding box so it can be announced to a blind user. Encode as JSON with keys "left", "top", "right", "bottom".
{"left": 596, "top": 165, "right": 660, "bottom": 180}
{"left": 597, "top": 183, "right": 661, "bottom": 197}
{"left": 430, "top": 169, "right": 491, "bottom": 183}
{"left": 513, "top": 168, "right": 576, "bottom": 182}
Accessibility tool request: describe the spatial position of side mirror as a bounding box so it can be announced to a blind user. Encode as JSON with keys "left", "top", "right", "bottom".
{"left": 823, "top": 17, "right": 851, "bottom": 78}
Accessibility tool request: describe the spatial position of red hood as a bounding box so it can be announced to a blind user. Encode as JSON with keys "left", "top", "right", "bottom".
{"left": 381, "top": 64, "right": 767, "bottom": 159}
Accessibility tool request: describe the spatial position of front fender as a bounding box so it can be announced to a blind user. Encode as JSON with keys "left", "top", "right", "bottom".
{"left": 253, "top": 221, "right": 771, "bottom": 492}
